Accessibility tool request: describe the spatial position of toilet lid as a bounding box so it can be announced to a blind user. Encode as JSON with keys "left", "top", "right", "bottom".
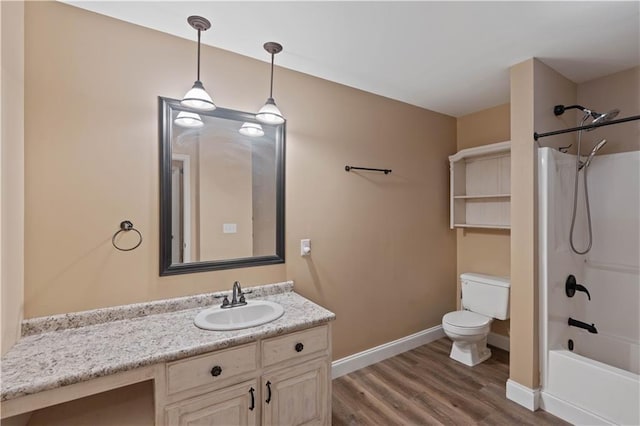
{"left": 443, "top": 311, "right": 491, "bottom": 328}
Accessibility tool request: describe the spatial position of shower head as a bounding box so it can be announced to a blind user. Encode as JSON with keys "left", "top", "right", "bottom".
{"left": 585, "top": 108, "right": 619, "bottom": 131}
{"left": 554, "top": 104, "right": 621, "bottom": 132}
{"left": 554, "top": 104, "right": 620, "bottom": 121}
{"left": 579, "top": 139, "right": 607, "bottom": 170}
{"left": 590, "top": 109, "right": 620, "bottom": 125}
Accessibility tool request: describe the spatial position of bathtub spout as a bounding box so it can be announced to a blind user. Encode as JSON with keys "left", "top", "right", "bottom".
{"left": 568, "top": 317, "right": 598, "bottom": 334}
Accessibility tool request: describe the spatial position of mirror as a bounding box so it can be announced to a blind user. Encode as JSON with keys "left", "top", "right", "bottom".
{"left": 159, "top": 97, "right": 285, "bottom": 275}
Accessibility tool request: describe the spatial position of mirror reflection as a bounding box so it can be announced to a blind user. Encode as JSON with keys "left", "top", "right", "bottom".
{"left": 159, "top": 98, "right": 285, "bottom": 275}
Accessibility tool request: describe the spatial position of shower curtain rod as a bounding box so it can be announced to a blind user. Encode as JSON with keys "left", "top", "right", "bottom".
{"left": 534, "top": 114, "right": 640, "bottom": 141}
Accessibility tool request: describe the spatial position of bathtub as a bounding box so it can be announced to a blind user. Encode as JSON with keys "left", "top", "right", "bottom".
{"left": 541, "top": 350, "right": 639, "bottom": 425}
{"left": 538, "top": 148, "right": 640, "bottom": 425}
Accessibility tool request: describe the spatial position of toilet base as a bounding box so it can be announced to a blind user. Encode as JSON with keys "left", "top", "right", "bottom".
{"left": 449, "top": 337, "right": 491, "bottom": 366}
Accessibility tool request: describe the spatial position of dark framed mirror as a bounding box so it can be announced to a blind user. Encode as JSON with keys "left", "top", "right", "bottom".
{"left": 159, "top": 97, "right": 285, "bottom": 275}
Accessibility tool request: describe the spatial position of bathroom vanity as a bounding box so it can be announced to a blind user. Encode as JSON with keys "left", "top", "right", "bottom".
{"left": 0, "top": 282, "right": 335, "bottom": 425}
{"left": 159, "top": 325, "right": 330, "bottom": 425}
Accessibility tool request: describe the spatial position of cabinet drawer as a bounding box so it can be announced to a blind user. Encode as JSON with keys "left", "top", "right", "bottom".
{"left": 262, "top": 326, "right": 328, "bottom": 367}
{"left": 166, "top": 343, "right": 258, "bottom": 395}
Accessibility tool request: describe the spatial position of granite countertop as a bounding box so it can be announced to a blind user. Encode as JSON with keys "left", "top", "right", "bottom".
{"left": 0, "top": 282, "right": 335, "bottom": 402}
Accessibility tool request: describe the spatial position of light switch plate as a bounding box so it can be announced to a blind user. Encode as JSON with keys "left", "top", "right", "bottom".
{"left": 223, "top": 223, "right": 237, "bottom": 234}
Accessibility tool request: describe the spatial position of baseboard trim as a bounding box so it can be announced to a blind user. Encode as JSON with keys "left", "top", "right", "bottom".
{"left": 540, "top": 391, "right": 611, "bottom": 425}
{"left": 488, "top": 332, "right": 510, "bottom": 352}
{"left": 331, "top": 325, "right": 445, "bottom": 379}
{"left": 506, "top": 379, "right": 540, "bottom": 411}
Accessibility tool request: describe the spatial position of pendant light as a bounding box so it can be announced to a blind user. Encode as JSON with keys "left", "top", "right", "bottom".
{"left": 180, "top": 16, "right": 216, "bottom": 111}
{"left": 256, "top": 42, "right": 285, "bottom": 125}
{"left": 239, "top": 122, "right": 265, "bottom": 137}
{"left": 174, "top": 111, "right": 203, "bottom": 128}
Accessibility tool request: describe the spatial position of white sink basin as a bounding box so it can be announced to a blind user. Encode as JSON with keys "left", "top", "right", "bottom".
{"left": 194, "top": 300, "right": 284, "bottom": 331}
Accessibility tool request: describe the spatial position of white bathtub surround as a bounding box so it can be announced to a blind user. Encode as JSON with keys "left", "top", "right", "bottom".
{"left": 506, "top": 379, "right": 540, "bottom": 411}
{"left": 538, "top": 148, "right": 639, "bottom": 425}
{"left": 1, "top": 282, "right": 335, "bottom": 402}
{"left": 542, "top": 350, "right": 639, "bottom": 425}
{"left": 331, "top": 325, "right": 445, "bottom": 379}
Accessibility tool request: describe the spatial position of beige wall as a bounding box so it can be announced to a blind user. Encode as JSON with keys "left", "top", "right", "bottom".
{"left": 1, "top": 0, "right": 25, "bottom": 356}
{"left": 456, "top": 104, "right": 511, "bottom": 150}
{"left": 24, "top": 2, "right": 457, "bottom": 363}
{"left": 509, "top": 59, "right": 535, "bottom": 389}
{"left": 23, "top": 2, "right": 287, "bottom": 319}
{"left": 509, "top": 58, "right": 576, "bottom": 390}
{"left": 455, "top": 103, "right": 511, "bottom": 337}
{"left": 577, "top": 66, "right": 639, "bottom": 154}
{"left": 285, "top": 86, "right": 457, "bottom": 360}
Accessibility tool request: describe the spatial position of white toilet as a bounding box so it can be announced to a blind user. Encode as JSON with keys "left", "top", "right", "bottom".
{"left": 442, "top": 273, "right": 510, "bottom": 366}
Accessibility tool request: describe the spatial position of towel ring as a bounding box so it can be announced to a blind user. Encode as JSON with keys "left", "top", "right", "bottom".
{"left": 112, "top": 220, "right": 142, "bottom": 251}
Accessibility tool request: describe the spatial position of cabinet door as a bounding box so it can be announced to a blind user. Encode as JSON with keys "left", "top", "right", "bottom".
{"left": 165, "top": 379, "right": 258, "bottom": 426}
{"left": 262, "top": 358, "right": 329, "bottom": 426}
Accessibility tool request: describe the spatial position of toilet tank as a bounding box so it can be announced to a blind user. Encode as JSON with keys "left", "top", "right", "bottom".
{"left": 461, "top": 273, "right": 510, "bottom": 320}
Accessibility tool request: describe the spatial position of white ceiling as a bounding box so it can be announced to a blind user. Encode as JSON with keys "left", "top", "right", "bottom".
{"left": 65, "top": 1, "right": 639, "bottom": 117}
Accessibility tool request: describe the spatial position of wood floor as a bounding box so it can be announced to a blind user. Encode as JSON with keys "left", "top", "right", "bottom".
{"left": 332, "top": 338, "right": 568, "bottom": 426}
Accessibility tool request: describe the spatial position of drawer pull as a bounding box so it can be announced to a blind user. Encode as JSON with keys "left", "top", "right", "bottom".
{"left": 210, "top": 365, "right": 222, "bottom": 377}
{"left": 265, "top": 381, "right": 272, "bottom": 404}
{"left": 249, "top": 387, "right": 255, "bottom": 411}
{"left": 295, "top": 342, "right": 304, "bottom": 352}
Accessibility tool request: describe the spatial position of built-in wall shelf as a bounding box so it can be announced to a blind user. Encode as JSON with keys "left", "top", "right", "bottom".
{"left": 453, "top": 224, "right": 511, "bottom": 230}
{"left": 449, "top": 141, "right": 511, "bottom": 230}
{"left": 453, "top": 194, "right": 511, "bottom": 200}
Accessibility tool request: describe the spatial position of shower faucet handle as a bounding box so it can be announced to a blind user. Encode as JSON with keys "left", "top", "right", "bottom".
{"left": 565, "top": 275, "right": 591, "bottom": 301}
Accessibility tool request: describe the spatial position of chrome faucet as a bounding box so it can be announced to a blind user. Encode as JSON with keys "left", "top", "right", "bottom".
{"left": 231, "top": 281, "right": 243, "bottom": 305}
{"left": 215, "top": 281, "right": 251, "bottom": 309}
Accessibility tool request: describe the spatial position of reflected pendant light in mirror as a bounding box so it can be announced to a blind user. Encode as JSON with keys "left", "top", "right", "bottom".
{"left": 256, "top": 42, "right": 285, "bottom": 125}
{"left": 174, "top": 111, "right": 203, "bottom": 128}
{"left": 180, "top": 16, "right": 216, "bottom": 111}
{"left": 239, "top": 122, "right": 265, "bottom": 137}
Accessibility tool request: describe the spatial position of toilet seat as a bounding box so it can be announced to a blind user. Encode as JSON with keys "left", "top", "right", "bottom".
{"left": 443, "top": 311, "right": 491, "bottom": 336}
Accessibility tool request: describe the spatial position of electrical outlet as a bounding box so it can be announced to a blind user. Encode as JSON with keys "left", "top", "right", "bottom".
{"left": 300, "top": 239, "right": 311, "bottom": 256}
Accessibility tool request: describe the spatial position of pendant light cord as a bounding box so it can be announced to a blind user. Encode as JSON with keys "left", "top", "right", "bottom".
{"left": 196, "top": 29, "right": 201, "bottom": 81}
{"left": 269, "top": 53, "right": 275, "bottom": 98}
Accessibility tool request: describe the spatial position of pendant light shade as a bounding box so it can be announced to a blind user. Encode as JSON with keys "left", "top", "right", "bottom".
{"left": 256, "top": 42, "right": 285, "bottom": 125}
{"left": 174, "top": 111, "right": 203, "bottom": 128}
{"left": 180, "top": 16, "right": 216, "bottom": 111}
{"left": 239, "top": 122, "right": 265, "bottom": 137}
{"left": 181, "top": 81, "right": 215, "bottom": 111}
{"left": 256, "top": 98, "right": 284, "bottom": 125}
